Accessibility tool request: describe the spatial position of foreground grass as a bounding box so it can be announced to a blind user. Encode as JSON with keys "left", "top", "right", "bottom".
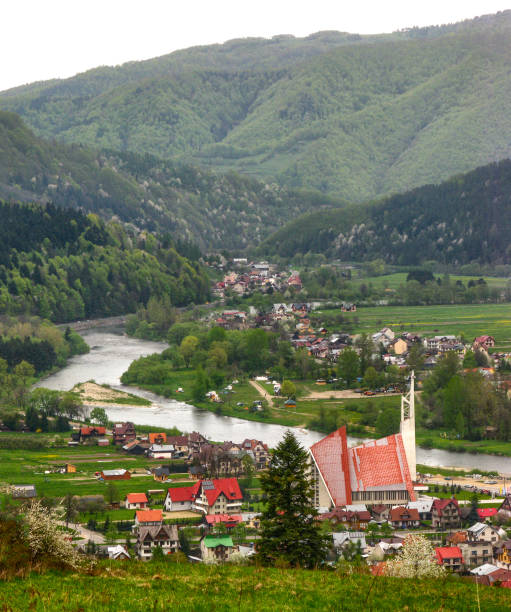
{"left": 3, "top": 562, "right": 509, "bottom": 611}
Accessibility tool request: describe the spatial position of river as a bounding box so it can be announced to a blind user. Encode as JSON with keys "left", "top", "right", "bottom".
{"left": 37, "top": 328, "right": 511, "bottom": 475}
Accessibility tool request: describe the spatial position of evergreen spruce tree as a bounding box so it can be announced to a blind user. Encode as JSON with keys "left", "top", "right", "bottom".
{"left": 256, "top": 430, "right": 329, "bottom": 568}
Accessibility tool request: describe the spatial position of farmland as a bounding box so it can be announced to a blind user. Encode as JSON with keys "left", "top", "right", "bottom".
{"left": 336, "top": 303, "right": 511, "bottom": 351}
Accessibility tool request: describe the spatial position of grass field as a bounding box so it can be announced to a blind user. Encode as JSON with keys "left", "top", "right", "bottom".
{"left": 352, "top": 272, "right": 509, "bottom": 291}
{"left": 2, "top": 562, "right": 509, "bottom": 611}
{"left": 338, "top": 303, "right": 511, "bottom": 350}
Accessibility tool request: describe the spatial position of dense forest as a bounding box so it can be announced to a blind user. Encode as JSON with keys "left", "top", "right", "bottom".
{"left": 260, "top": 159, "right": 511, "bottom": 265}
{"left": 0, "top": 200, "right": 210, "bottom": 322}
{"left": 2, "top": 12, "right": 511, "bottom": 200}
{"left": 0, "top": 111, "right": 340, "bottom": 250}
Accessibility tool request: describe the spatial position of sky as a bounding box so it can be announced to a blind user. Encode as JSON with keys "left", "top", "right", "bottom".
{"left": 2, "top": 0, "right": 510, "bottom": 91}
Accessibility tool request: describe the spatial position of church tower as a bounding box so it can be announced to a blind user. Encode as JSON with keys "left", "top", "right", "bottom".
{"left": 400, "top": 371, "right": 417, "bottom": 481}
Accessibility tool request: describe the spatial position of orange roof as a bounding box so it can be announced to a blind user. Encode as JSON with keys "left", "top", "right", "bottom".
{"left": 136, "top": 509, "right": 162, "bottom": 523}
{"left": 310, "top": 426, "right": 416, "bottom": 507}
{"left": 149, "top": 432, "right": 167, "bottom": 444}
{"left": 126, "top": 493, "right": 148, "bottom": 504}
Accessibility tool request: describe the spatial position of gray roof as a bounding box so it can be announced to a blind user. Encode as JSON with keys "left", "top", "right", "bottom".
{"left": 470, "top": 563, "right": 499, "bottom": 576}
{"left": 138, "top": 524, "right": 178, "bottom": 542}
{"left": 101, "top": 469, "right": 128, "bottom": 476}
{"left": 332, "top": 532, "right": 366, "bottom": 550}
{"left": 12, "top": 484, "right": 37, "bottom": 498}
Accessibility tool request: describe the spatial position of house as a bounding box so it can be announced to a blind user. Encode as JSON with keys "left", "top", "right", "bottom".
{"left": 473, "top": 336, "right": 495, "bottom": 351}
{"left": 284, "top": 398, "right": 296, "bottom": 409}
{"left": 11, "top": 484, "right": 37, "bottom": 499}
{"left": 112, "top": 422, "right": 136, "bottom": 445}
{"left": 369, "top": 540, "right": 403, "bottom": 562}
{"left": 370, "top": 504, "right": 390, "bottom": 523}
{"left": 205, "top": 514, "right": 242, "bottom": 530}
{"left": 125, "top": 493, "right": 148, "bottom": 510}
{"left": 467, "top": 522, "right": 503, "bottom": 544}
{"left": 390, "top": 338, "right": 408, "bottom": 356}
{"left": 122, "top": 439, "right": 150, "bottom": 455}
{"left": 431, "top": 498, "right": 460, "bottom": 529}
{"left": 459, "top": 540, "right": 494, "bottom": 568}
{"left": 498, "top": 494, "right": 511, "bottom": 518}
{"left": 107, "top": 545, "right": 130, "bottom": 560}
{"left": 200, "top": 535, "right": 235, "bottom": 562}
{"left": 97, "top": 438, "right": 110, "bottom": 447}
{"left": 149, "top": 433, "right": 167, "bottom": 445}
{"left": 477, "top": 507, "right": 498, "bottom": 521}
{"left": 78, "top": 426, "right": 106, "bottom": 441}
{"left": 58, "top": 463, "right": 76, "bottom": 474}
{"left": 470, "top": 563, "right": 500, "bottom": 577}
{"left": 407, "top": 498, "right": 434, "bottom": 520}
{"left": 309, "top": 426, "right": 416, "bottom": 510}
{"left": 134, "top": 509, "right": 163, "bottom": 529}
{"left": 332, "top": 532, "right": 367, "bottom": 555}
{"left": 167, "top": 436, "right": 190, "bottom": 457}
{"left": 494, "top": 540, "right": 511, "bottom": 569}
{"left": 164, "top": 483, "right": 199, "bottom": 512}
{"left": 240, "top": 439, "right": 270, "bottom": 469}
{"left": 136, "top": 524, "right": 179, "bottom": 560}
{"left": 435, "top": 546, "right": 464, "bottom": 572}
{"left": 100, "top": 469, "right": 131, "bottom": 481}
{"left": 389, "top": 506, "right": 420, "bottom": 529}
{"left": 152, "top": 466, "right": 171, "bottom": 482}
{"left": 193, "top": 478, "right": 243, "bottom": 515}
{"left": 148, "top": 444, "right": 175, "bottom": 459}
{"left": 319, "top": 508, "right": 371, "bottom": 530}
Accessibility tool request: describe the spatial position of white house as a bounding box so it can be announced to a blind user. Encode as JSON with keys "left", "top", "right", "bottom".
{"left": 148, "top": 444, "right": 174, "bottom": 459}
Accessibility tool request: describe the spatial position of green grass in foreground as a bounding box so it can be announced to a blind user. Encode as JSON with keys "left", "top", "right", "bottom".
{"left": 2, "top": 562, "right": 508, "bottom": 611}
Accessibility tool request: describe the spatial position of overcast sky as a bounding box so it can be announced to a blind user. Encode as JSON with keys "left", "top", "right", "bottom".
{"left": 2, "top": 0, "right": 510, "bottom": 91}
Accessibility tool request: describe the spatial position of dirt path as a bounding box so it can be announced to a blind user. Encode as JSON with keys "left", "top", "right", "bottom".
{"left": 302, "top": 389, "right": 403, "bottom": 400}
{"left": 249, "top": 380, "right": 275, "bottom": 408}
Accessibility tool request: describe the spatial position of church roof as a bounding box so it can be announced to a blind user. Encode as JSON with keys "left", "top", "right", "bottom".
{"left": 310, "top": 426, "right": 416, "bottom": 507}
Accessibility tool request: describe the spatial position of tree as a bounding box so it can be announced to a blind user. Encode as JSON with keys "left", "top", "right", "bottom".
{"left": 281, "top": 379, "right": 296, "bottom": 399}
{"left": 90, "top": 407, "right": 108, "bottom": 428}
{"left": 375, "top": 406, "right": 400, "bottom": 437}
{"left": 463, "top": 350, "right": 477, "bottom": 369}
{"left": 106, "top": 482, "right": 119, "bottom": 506}
{"left": 468, "top": 492, "right": 480, "bottom": 524}
{"left": 256, "top": 431, "right": 329, "bottom": 568}
{"left": 192, "top": 366, "right": 209, "bottom": 403}
{"left": 337, "top": 347, "right": 359, "bottom": 386}
{"left": 384, "top": 535, "right": 445, "bottom": 578}
{"left": 63, "top": 494, "right": 78, "bottom": 528}
{"left": 241, "top": 454, "right": 255, "bottom": 481}
{"left": 179, "top": 335, "right": 199, "bottom": 367}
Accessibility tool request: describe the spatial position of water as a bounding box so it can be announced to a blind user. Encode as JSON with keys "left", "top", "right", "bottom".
{"left": 37, "top": 328, "right": 511, "bottom": 474}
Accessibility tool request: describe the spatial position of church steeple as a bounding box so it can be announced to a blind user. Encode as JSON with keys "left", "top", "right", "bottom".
{"left": 400, "top": 371, "right": 416, "bottom": 481}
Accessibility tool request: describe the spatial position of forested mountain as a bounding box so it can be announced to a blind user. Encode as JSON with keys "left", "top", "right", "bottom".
{"left": 2, "top": 12, "right": 511, "bottom": 201}
{"left": 0, "top": 200, "right": 210, "bottom": 322}
{"left": 259, "top": 159, "right": 511, "bottom": 265}
{"left": 0, "top": 111, "right": 340, "bottom": 250}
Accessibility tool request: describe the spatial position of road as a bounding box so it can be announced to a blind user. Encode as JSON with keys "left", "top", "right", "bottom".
{"left": 60, "top": 521, "right": 106, "bottom": 544}
{"left": 249, "top": 380, "right": 275, "bottom": 408}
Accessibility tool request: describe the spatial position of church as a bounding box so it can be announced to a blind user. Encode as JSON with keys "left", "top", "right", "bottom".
{"left": 309, "top": 373, "right": 417, "bottom": 509}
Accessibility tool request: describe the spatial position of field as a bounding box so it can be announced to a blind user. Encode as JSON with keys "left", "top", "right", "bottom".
{"left": 337, "top": 303, "right": 511, "bottom": 350}
{"left": 2, "top": 562, "right": 509, "bottom": 611}
{"left": 352, "top": 272, "right": 509, "bottom": 291}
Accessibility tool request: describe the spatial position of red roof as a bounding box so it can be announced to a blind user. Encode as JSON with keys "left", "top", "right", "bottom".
{"left": 126, "top": 493, "right": 148, "bottom": 504}
{"left": 80, "top": 426, "right": 106, "bottom": 435}
{"left": 136, "top": 509, "right": 162, "bottom": 522}
{"left": 149, "top": 432, "right": 167, "bottom": 444}
{"left": 390, "top": 506, "right": 420, "bottom": 522}
{"left": 310, "top": 426, "right": 415, "bottom": 507}
{"left": 432, "top": 498, "right": 459, "bottom": 516}
{"left": 205, "top": 514, "right": 242, "bottom": 525}
{"left": 477, "top": 508, "right": 498, "bottom": 519}
{"left": 435, "top": 546, "right": 463, "bottom": 564}
{"left": 202, "top": 478, "right": 243, "bottom": 506}
{"left": 167, "top": 482, "right": 200, "bottom": 502}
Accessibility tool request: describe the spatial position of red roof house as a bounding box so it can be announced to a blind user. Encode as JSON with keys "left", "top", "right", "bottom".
{"left": 477, "top": 507, "right": 498, "bottom": 520}
{"left": 309, "top": 426, "right": 416, "bottom": 508}
{"left": 164, "top": 482, "right": 200, "bottom": 511}
{"left": 125, "top": 493, "right": 148, "bottom": 509}
{"left": 432, "top": 498, "right": 460, "bottom": 529}
{"left": 163, "top": 478, "right": 243, "bottom": 514}
{"left": 389, "top": 506, "right": 420, "bottom": 529}
{"left": 435, "top": 546, "right": 464, "bottom": 572}
{"left": 205, "top": 514, "right": 242, "bottom": 528}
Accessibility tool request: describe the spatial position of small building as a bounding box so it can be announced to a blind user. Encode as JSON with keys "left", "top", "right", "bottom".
{"left": 149, "top": 433, "right": 167, "bottom": 445}
{"left": 495, "top": 540, "right": 511, "bottom": 569}
{"left": 164, "top": 484, "right": 198, "bottom": 512}
{"left": 11, "top": 484, "right": 37, "bottom": 499}
{"left": 100, "top": 469, "right": 131, "bottom": 481}
{"left": 284, "top": 398, "right": 296, "bottom": 409}
{"left": 200, "top": 535, "right": 235, "bottom": 563}
{"left": 498, "top": 494, "right": 511, "bottom": 518}
{"left": 152, "top": 466, "right": 171, "bottom": 482}
{"left": 435, "top": 546, "right": 464, "bottom": 572}
{"left": 205, "top": 514, "right": 242, "bottom": 530}
{"left": 431, "top": 498, "right": 460, "bottom": 530}
{"left": 370, "top": 504, "right": 390, "bottom": 523}
{"left": 136, "top": 524, "right": 179, "bottom": 560}
{"left": 467, "top": 522, "right": 503, "bottom": 544}
{"left": 125, "top": 493, "right": 148, "bottom": 510}
{"left": 407, "top": 498, "right": 434, "bottom": 520}
{"left": 389, "top": 506, "right": 420, "bottom": 529}
{"left": 148, "top": 444, "right": 175, "bottom": 459}
{"left": 112, "top": 422, "right": 136, "bottom": 446}
{"left": 107, "top": 545, "right": 130, "bottom": 560}
{"left": 477, "top": 508, "right": 498, "bottom": 522}
{"left": 97, "top": 438, "right": 110, "bottom": 447}
{"left": 134, "top": 509, "right": 163, "bottom": 529}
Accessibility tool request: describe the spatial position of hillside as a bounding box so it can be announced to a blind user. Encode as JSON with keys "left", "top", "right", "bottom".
{"left": 259, "top": 158, "right": 511, "bottom": 265}
{"left": 0, "top": 111, "right": 340, "bottom": 250}
{"left": 0, "top": 199, "right": 210, "bottom": 322}
{"left": 2, "top": 12, "right": 511, "bottom": 200}
{"left": 1, "top": 562, "right": 509, "bottom": 611}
